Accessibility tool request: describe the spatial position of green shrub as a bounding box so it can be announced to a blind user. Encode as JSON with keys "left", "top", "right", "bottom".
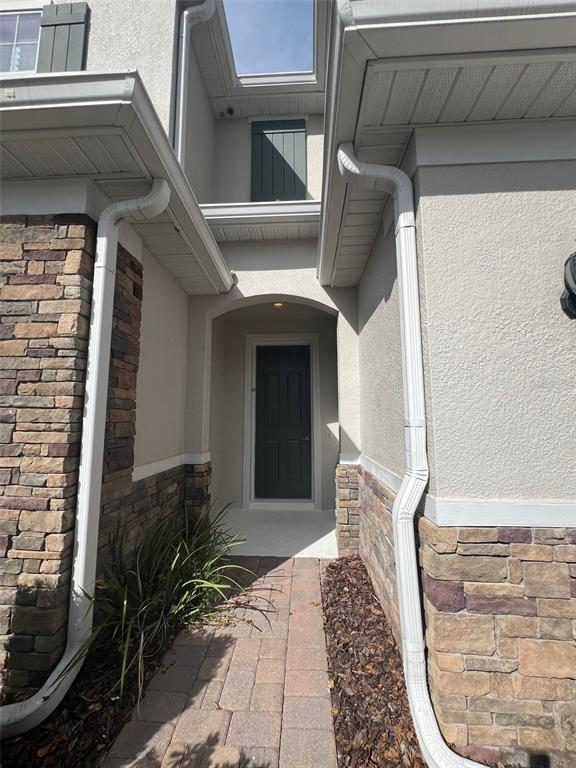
{"left": 66, "top": 505, "right": 245, "bottom": 700}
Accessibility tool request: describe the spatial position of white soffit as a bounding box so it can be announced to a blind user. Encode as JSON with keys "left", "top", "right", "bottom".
{"left": 0, "top": 72, "right": 233, "bottom": 296}
{"left": 201, "top": 200, "right": 321, "bottom": 242}
{"left": 330, "top": 50, "right": 576, "bottom": 287}
{"left": 191, "top": 0, "right": 327, "bottom": 119}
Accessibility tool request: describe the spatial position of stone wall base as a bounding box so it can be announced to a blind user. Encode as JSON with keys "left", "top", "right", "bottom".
{"left": 357, "top": 467, "right": 401, "bottom": 645}
{"left": 335, "top": 464, "right": 360, "bottom": 556}
{"left": 420, "top": 518, "right": 576, "bottom": 768}
{"left": 347, "top": 460, "right": 576, "bottom": 767}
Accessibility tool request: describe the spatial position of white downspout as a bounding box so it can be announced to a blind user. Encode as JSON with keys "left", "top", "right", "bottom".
{"left": 0, "top": 179, "right": 171, "bottom": 738}
{"left": 337, "top": 144, "right": 483, "bottom": 768}
{"left": 174, "top": 0, "right": 216, "bottom": 169}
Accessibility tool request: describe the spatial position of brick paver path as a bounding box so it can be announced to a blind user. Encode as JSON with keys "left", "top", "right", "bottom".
{"left": 103, "top": 557, "right": 337, "bottom": 768}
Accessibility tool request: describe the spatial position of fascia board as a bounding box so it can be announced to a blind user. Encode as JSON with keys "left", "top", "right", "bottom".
{"left": 348, "top": 1, "right": 576, "bottom": 26}
{"left": 318, "top": 27, "right": 366, "bottom": 286}
{"left": 201, "top": 201, "right": 321, "bottom": 225}
{"left": 357, "top": 13, "right": 576, "bottom": 59}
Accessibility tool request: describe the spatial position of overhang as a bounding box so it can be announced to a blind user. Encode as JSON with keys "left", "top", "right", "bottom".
{"left": 201, "top": 200, "right": 321, "bottom": 242}
{"left": 319, "top": 2, "right": 576, "bottom": 287}
{"left": 190, "top": 0, "right": 328, "bottom": 119}
{"left": 0, "top": 71, "right": 234, "bottom": 295}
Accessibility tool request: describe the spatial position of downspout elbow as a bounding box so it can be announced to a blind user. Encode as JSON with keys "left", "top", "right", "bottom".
{"left": 337, "top": 143, "right": 415, "bottom": 230}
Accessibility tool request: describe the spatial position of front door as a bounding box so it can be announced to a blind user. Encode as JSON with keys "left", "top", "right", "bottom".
{"left": 254, "top": 345, "right": 312, "bottom": 500}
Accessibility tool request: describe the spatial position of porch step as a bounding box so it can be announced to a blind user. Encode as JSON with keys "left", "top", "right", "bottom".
{"left": 223, "top": 508, "right": 337, "bottom": 558}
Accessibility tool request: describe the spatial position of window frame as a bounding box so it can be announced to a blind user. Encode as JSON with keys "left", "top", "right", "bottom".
{"left": 0, "top": 9, "right": 41, "bottom": 75}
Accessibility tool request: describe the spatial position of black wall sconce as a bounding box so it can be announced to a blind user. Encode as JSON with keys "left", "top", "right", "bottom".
{"left": 560, "top": 252, "right": 576, "bottom": 319}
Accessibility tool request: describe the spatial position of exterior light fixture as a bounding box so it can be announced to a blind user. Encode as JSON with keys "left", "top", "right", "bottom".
{"left": 273, "top": 302, "right": 284, "bottom": 308}
{"left": 561, "top": 252, "right": 576, "bottom": 319}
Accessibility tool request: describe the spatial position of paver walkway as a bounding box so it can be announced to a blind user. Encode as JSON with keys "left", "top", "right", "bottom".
{"left": 103, "top": 557, "right": 337, "bottom": 768}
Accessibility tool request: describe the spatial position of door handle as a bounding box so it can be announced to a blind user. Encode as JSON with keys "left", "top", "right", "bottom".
{"left": 302, "top": 435, "right": 311, "bottom": 442}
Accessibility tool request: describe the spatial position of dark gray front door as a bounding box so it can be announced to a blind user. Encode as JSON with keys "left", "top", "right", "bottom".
{"left": 254, "top": 345, "right": 312, "bottom": 500}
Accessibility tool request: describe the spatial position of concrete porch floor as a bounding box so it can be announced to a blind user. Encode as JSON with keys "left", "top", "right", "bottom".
{"left": 222, "top": 508, "right": 338, "bottom": 559}
{"left": 103, "top": 557, "right": 337, "bottom": 768}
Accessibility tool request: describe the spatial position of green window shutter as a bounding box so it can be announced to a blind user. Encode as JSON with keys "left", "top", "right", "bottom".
{"left": 37, "top": 2, "right": 89, "bottom": 73}
{"left": 251, "top": 120, "right": 307, "bottom": 202}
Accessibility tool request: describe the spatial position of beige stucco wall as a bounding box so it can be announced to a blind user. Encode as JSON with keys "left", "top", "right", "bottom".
{"left": 306, "top": 115, "right": 325, "bottom": 200}
{"left": 357, "top": 209, "right": 405, "bottom": 479}
{"left": 54, "top": 0, "right": 179, "bottom": 133}
{"left": 213, "top": 119, "right": 252, "bottom": 203}
{"left": 416, "top": 160, "right": 576, "bottom": 501}
{"left": 185, "top": 240, "right": 360, "bottom": 475}
{"left": 134, "top": 247, "right": 189, "bottom": 468}
{"left": 184, "top": 44, "right": 215, "bottom": 202}
{"left": 212, "top": 117, "right": 325, "bottom": 203}
{"left": 209, "top": 305, "right": 339, "bottom": 509}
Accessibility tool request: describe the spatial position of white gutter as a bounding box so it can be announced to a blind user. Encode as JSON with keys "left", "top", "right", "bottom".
{"left": 0, "top": 179, "right": 171, "bottom": 738}
{"left": 174, "top": 0, "right": 216, "bottom": 168}
{"left": 337, "top": 144, "right": 482, "bottom": 768}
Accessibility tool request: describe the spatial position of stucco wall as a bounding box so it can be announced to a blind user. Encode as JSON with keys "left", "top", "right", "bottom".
{"left": 52, "top": 0, "right": 179, "bottom": 134}
{"left": 185, "top": 239, "right": 360, "bottom": 469}
{"left": 213, "top": 119, "right": 252, "bottom": 203}
{"left": 357, "top": 208, "right": 405, "bottom": 479}
{"left": 184, "top": 44, "right": 215, "bottom": 202}
{"left": 134, "top": 247, "right": 189, "bottom": 468}
{"left": 212, "top": 117, "right": 325, "bottom": 203}
{"left": 209, "top": 305, "right": 339, "bottom": 509}
{"left": 416, "top": 160, "right": 576, "bottom": 502}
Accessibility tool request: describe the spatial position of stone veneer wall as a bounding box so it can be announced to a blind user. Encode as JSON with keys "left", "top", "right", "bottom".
{"left": 357, "top": 467, "right": 400, "bottom": 644}
{"left": 335, "top": 464, "right": 360, "bottom": 556}
{"left": 420, "top": 518, "right": 576, "bottom": 768}
{"left": 0, "top": 217, "right": 212, "bottom": 701}
{"left": 352, "top": 464, "right": 576, "bottom": 766}
{"left": 0, "top": 215, "right": 96, "bottom": 699}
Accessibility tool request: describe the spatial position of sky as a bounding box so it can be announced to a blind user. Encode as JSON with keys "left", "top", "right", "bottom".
{"left": 222, "top": 0, "right": 314, "bottom": 76}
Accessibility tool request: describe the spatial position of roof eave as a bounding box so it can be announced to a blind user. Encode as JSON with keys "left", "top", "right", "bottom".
{"left": 318, "top": 4, "right": 576, "bottom": 287}
{"left": 0, "top": 71, "right": 234, "bottom": 295}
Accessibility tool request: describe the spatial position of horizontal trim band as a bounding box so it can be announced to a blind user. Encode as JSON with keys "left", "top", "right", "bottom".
{"left": 339, "top": 453, "right": 575, "bottom": 528}
{"left": 132, "top": 453, "right": 211, "bottom": 482}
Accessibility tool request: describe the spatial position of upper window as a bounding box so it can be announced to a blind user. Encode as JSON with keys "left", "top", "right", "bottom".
{"left": 0, "top": 12, "right": 41, "bottom": 74}
{"left": 223, "top": 0, "right": 313, "bottom": 78}
{"left": 251, "top": 120, "right": 307, "bottom": 202}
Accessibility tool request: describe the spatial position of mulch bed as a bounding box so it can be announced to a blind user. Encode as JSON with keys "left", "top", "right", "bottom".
{"left": 1, "top": 630, "right": 177, "bottom": 768}
{"left": 322, "top": 555, "right": 426, "bottom": 768}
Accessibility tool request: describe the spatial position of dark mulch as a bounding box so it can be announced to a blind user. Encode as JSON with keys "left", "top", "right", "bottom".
{"left": 1, "top": 631, "right": 177, "bottom": 768}
{"left": 322, "top": 555, "right": 426, "bottom": 768}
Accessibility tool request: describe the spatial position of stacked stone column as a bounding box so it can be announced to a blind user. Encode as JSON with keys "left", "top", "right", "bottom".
{"left": 335, "top": 463, "right": 360, "bottom": 556}
{"left": 0, "top": 217, "right": 215, "bottom": 702}
{"left": 0, "top": 215, "right": 95, "bottom": 699}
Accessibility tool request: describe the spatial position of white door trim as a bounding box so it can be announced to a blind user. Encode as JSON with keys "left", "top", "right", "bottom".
{"left": 243, "top": 333, "right": 322, "bottom": 511}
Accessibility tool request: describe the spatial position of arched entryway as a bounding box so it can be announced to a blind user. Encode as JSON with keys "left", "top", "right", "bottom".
{"left": 208, "top": 298, "right": 339, "bottom": 557}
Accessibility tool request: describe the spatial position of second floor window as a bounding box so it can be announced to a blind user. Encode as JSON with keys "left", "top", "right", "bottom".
{"left": 0, "top": 12, "right": 41, "bottom": 73}
{"left": 251, "top": 120, "right": 307, "bottom": 202}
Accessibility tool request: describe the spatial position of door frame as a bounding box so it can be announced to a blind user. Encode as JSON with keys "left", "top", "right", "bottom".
{"left": 243, "top": 333, "right": 322, "bottom": 511}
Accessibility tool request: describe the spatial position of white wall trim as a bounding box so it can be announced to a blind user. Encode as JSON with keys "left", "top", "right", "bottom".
{"left": 340, "top": 453, "right": 576, "bottom": 528}
{"left": 132, "top": 452, "right": 211, "bottom": 482}
{"left": 243, "top": 334, "right": 322, "bottom": 510}
{"left": 406, "top": 120, "right": 576, "bottom": 175}
{"left": 425, "top": 497, "right": 576, "bottom": 528}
